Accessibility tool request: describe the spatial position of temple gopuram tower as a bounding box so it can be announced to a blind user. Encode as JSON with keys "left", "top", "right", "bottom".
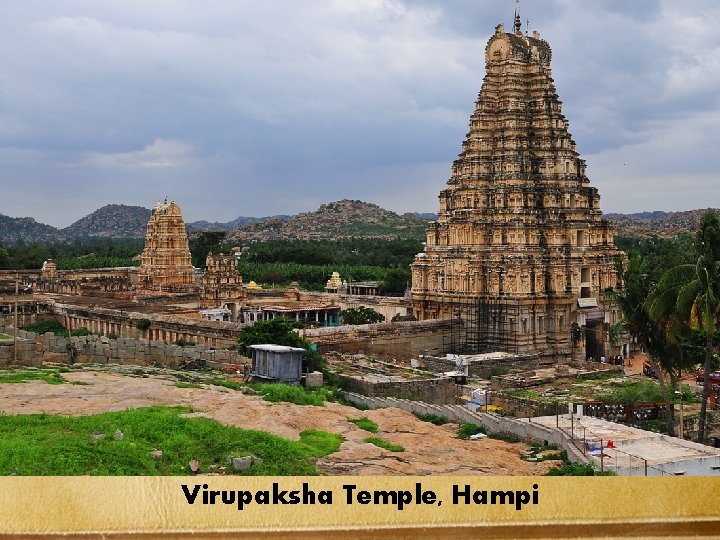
{"left": 411, "top": 17, "right": 624, "bottom": 359}
{"left": 201, "top": 252, "right": 245, "bottom": 314}
{"left": 138, "top": 200, "right": 195, "bottom": 288}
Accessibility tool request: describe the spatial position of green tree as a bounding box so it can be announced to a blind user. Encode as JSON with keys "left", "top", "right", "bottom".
{"left": 647, "top": 210, "right": 720, "bottom": 443}
{"left": 380, "top": 267, "right": 410, "bottom": 296}
{"left": 613, "top": 255, "right": 677, "bottom": 435}
{"left": 341, "top": 306, "right": 386, "bottom": 325}
{"left": 237, "top": 318, "right": 308, "bottom": 353}
{"left": 237, "top": 317, "right": 322, "bottom": 372}
{"left": 189, "top": 231, "right": 227, "bottom": 268}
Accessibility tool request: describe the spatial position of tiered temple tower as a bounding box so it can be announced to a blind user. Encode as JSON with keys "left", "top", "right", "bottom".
{"left": 411, "top": 18, "right": 624, "bottom": 358}
{"left": 138, "top": 200, "right": 195, "bottom": 288}
{"left": 201, "top": 252, "right": 245, "bottom": 311}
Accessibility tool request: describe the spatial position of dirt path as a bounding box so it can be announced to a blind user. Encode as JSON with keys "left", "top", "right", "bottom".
{"left": 0, "top": 369, "right": 556, "bottom": 476}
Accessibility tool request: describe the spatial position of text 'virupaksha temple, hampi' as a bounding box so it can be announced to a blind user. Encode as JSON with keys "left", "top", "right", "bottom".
{"left": 411, "top": 17, "right": 624, "bottom": 359}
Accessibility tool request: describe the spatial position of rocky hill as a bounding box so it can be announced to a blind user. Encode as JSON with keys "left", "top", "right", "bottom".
{"left": 4, "top": 201, "right": 718, "bottom": 246}
{"left": 62, "top": 204, "right": 151, "bottom": 238}
{"left": 606, "top": 209, "right": 720, "bottom": 238}
{"left": 188, "top": 215, "right": 291, "bottom": 232}
{"left": 0, "top": 214, "right": 64, "bottom": 245}
{"left": 227, "top": 199, "right": 429, "bottom": 241}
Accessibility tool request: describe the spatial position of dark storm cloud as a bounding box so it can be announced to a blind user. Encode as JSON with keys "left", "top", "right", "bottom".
{"left": 0, "top": 0, "right": 717, "bottom": 225}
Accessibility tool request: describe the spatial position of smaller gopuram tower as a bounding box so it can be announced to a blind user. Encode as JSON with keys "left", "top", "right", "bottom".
{"left": 201, "top": 252, "right": 245, "bottom": 310}
{"left": 138, "top": 200, "right": 195, "bottom": 288}
{"left": 410, "top": 17, "right": 624, "bottom": 359}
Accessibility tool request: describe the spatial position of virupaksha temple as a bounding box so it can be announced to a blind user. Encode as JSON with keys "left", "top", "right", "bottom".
{"left": 410, "top": 16, "right": 624, "bottom": 361}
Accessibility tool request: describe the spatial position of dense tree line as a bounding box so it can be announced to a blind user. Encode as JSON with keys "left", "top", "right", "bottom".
{"left": 188, "top": 234, "right": 417, "bottom": 294}
{"left": 0, "top": 238, "right": 143, "bottom": 270}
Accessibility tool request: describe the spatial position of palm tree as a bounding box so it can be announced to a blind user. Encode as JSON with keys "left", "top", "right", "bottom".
{"left": 647, "top": 210, "right": 720, "bottom": 443}
{"left": 614, "top": 255, "right": 676, "bottom": 435}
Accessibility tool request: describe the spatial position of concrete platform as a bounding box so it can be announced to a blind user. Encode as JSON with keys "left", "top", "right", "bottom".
{"left": 529, "top": 414, "right": 720, "bottom": 476}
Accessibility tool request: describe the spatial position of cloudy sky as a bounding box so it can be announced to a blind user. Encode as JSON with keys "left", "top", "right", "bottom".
{"left": 0, "top": 0, "right": 718, "bottom": 227}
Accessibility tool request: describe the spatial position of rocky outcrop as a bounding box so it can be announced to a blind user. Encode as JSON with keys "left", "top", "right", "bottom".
{"left": 228, "top": 199, "right": 428, "bottom": 241}
{"left": 62, "top": 204, "right": 151, "bottom": 238}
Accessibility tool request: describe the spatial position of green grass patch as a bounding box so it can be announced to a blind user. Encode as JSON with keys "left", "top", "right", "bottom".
{"left": 0, "top": 333, "right": 12, "bottom": 340}
{"left": 566, "top": 371, "right": 619, "bottom": 383}
{"left": 0, "top": 371, "right": 67, "bottom": 385}
{"left": 298, "top": 430, "right": 344, "bottom": 457}
{"left": 596, "top": 379, "right": 665, "bottom": 405}
{"left": 251, "top": 383, "right": 336, "bottom": 406}
{"left": 206, "top": 379, "right": 335, "bottom": 406}
{"left": 363, "top": 436, "right": 404, "bottom": 452}
{"left": 0, "top": 406, "right": 342, "bottom": 475}
{"left": 348, "top": 417, "right": 378, "bottom": 433}
{"left": 173, "top": 382, "right": 204, "bottom": 389}
{"left": 414, "top": 413, "right": 448, "bottom": 426}
{"left": 502, "top": 388, "right": 544, "bottom": 399}
{"left": 208, "top": 378, "right": 245, "bottom": 391}
{"left": 38, "top": 366, "right": 71, "bottom": 373}
{"left": 458, "top": 423, "right": 486, "bottom": 439}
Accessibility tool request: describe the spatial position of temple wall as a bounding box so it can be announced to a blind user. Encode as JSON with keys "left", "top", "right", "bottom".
{"left": 302, "top": 319, "right": 459, "bottom": 358}
{"left": 0, "top": 325, "right": 248, "bottom": 369}
{"left": 54, "top": 304, "right": 244, "bottom": 348}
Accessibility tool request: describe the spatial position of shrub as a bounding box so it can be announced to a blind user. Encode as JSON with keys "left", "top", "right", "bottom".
{"left": 414, "top": 413, "right": 447, "bottom": 426}
{"left": 458, "top": 423, "right": 486, "bottom": 439}
{"left": 340, "top": 307, "right": 385, "bottom": 325}
{"left": 136, "top": 318, "right": 151, "bottom": 331}
{"left": 546, "top": 462, "right": 616, "bottom": 476}
{"left": 22, "top": 319, "right": 67, "bottom": 336}
{"left": 69, "top": 327, "right": 91, "bottom": 337}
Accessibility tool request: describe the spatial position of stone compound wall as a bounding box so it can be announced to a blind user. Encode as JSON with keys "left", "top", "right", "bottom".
{"left": 0, "top": 326, "right": 247, "bottom": 369}
{"left": 340, "top": 392, "right": 589, "bottom": 465}
{"left": 56, "top": 304, "right": 244, "bottom": 348}
{"left": 353, "top": 377, "right": 458, "bottom": 404}
{"left": 303, "top": 319, "right": 459, "bottom": 358}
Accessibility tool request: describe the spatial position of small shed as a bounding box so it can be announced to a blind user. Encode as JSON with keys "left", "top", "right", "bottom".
{"left": 249, "top": 344, "right": 305, "bottom": 383}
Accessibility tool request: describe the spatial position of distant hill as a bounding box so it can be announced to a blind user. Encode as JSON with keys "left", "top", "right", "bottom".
{"left": 409, "top": 212, "right": 438, "bottom": 221}
{"left": 62, "top": 204, "right": 151, "bottom": 238}
{"left": 3, "top": 202, "right": 718, "bottom": 246}
{"left": 227, "top": 199, "right": 429, "bottom": 241}
{"left": 606, "top": 209, "right": 720, "bottom": 238}
{"left": 188, "top": 215, "right": 291, "bottom": 232}
{"left": 0, "top": 214, "right": 63, "bottom": 245}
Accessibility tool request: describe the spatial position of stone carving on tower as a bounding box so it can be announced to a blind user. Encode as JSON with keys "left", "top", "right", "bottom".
{"left": 411, "top": 18, "right": 624, "bottom": 358}
{"left": 138, "top": 200, "right": 196, "bottom": 288}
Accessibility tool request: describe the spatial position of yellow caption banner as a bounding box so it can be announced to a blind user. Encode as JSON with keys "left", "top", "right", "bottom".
{"left": 0, "top": 477, "right": 718, "bottom": 537}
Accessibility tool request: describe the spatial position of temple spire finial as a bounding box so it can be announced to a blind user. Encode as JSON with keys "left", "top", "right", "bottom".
{"left": 514, "top": 7, "right": 522, "bottom": 34}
